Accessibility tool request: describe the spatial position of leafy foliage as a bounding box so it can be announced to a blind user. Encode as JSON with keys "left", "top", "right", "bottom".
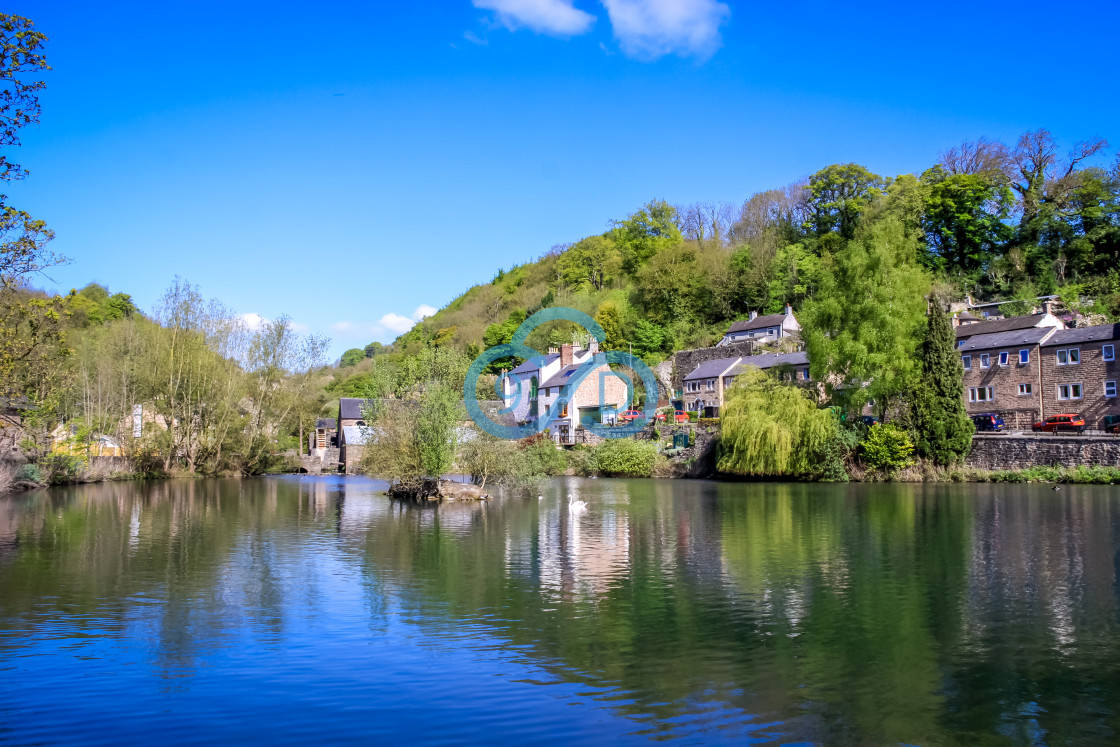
{"left": 908, "top": 300, "right": 974, "bottom": 465}
{"left": 718, "top": 367, "right": 836, "bottom": 477}
{"left": 592, "top": 438, "right": 658, "bottom": 477}
{"left": 860, "top": 423, "right": 915, "bottom": 474}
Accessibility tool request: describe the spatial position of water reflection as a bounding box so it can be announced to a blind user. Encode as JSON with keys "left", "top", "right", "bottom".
{"left": 1, "top": 477, "right": 1119, "bottom": 744}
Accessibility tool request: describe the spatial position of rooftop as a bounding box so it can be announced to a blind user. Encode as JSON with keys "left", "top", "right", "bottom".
{"left": 726, "top": 313, "right": 787, "bottom": 334}
{"left": 338, "top": 398, "right": 377, "bottom": 420}
{"left": 1041, "top": 323, "right": 1120, "bottom": 347}
{"left": 684, "top": 357, "right": 742, "bottom": 381}
{"left": 728, "top": 352, "right": 810, "bottom": 375}
{"left": 954, "top": 313, "right": 1056, "bottom": 338}
{"left": 958, "top": 327, "right": 1056, "bottom": 352}
{"left": 509, "top": 353, "right": 559, "bottom": 375}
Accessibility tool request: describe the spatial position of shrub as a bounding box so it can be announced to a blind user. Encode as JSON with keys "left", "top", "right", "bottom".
{"left": 697, "top": 417, "right": 720, "bottom": 427}
{"left": 39, "top": 453, "right": 86, "bottom": 485}
{"left": 17, "top": 463, "right": 44, "bottom": 485}
{"left": 686, "top": 411, "right": 698, "bottom": 422}
{"left": 592, "top": 438, "right": 658, "bottom": 477}
{"left": 521, "top": 433, "right": 568, "bottom": 475}
{"left": 860, "top": 423, "right": 914, "bottom": 474}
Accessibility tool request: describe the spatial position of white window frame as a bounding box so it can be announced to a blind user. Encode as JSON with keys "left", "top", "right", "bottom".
{"left": 1069, "top": 348, "right": 1080, "bottom": 365}
{"left": 1057, "top": 383, "right": 1084, "bottom": 401}
{"left": 999, "top": 351, "right": 1009, "bottom": 366}
{"left": 962, "top": 355, "right": 971, "bottom": 370}
{"left": 1019, "top": 349, "right": 1030, "bottom": 365}
{"left": 706, "top": 378, "right": 715, "bottom": 391}
{"left": 1104, "top": 345, "right": 1115, "bottom": 362}
{"left": 1106, "top": 380, "right": 1117, "bottom": 398}
{"left": 1057, "top": 349, "right": 1068, "bottom": 365}
{"left": 1018, "top": 383, "right": 1032, "bottom": 395}
{"left": 969, "top": 386, "right": 994, "bottom": 402}
{"left": 980, "top": 353, "right": 990, "bottom": 369}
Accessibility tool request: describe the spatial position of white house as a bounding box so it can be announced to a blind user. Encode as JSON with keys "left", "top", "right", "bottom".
{"left": 718, "top": 304, "right": 800, "bottom": 346}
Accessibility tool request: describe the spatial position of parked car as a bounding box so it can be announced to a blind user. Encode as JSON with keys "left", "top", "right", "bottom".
{"left": 1032, "top": 414, "right": 1086, "bottom": 434}
{"left": 1103, "top": 414, "right": 1120, "bottom": 434}
{"left": 971, "top": 413, "right": 1006, "bottom": 432}
{"left": 673, "top": 410, "right": 690, "bottom": 423}
{"left": 617, "top": 409, "right": 643, "bottom": 423}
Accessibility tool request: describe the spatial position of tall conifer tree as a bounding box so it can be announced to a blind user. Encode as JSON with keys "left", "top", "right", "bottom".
{"left": 910, "top": 298, "right": 973, "bottom": 464}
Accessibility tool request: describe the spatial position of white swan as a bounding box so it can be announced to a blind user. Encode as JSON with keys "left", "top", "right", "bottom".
{"left": 568, "top": 493, "right": 587, "bottom": 513}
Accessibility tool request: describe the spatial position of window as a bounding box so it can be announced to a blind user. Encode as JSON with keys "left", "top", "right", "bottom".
{"left": 969, "top": 387, "right": 994, "bottom": 402}
{"left": 980, "top": 353, "right": 990, "bottom": 368}
{"left": 1018, "top": 383, "right": 1032, "bottom": 395}
{"left": 1105, "top": 345, "right": 1115, "bottom": 362}
{"left": 1107, "top": 380, "right": 1117, "bottom": 398}
{"left": 802, "top": 368, "right": 811, "bottom": 381}
{"left": 1057, "top": 383, "right": 1083, "bottom": 400}
{"left": 1057, "top": 349, "right": 1080, "bottom": 365}
{"left": 1019, "top": 349, "right": 1030, "bottom": 365}
{"left": 999, "top": 351, "right": 1009, "bottom": 366}
{"left": 957, "top": 340, "right": 966, "bottom": 349}
{"left": 962, "top": 355, "right": 971, "bottom": 370}
{"left": 706, "top": 378, "right": 715, "bottom": 391}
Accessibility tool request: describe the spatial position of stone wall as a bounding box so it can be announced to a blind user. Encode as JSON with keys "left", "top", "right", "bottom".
{"left": 965, "top": 434, "right": 1120, "bottom": 470}
{"left": 671, "top": 341, "right": 755, "bottom": 393}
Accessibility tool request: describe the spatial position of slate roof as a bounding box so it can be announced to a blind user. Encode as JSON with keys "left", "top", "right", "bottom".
{"left": 954, "top": 313, "right": 1053, "bottom": 338}
{"left": 315, "top": 418, "right": 336, "bottom": 430}
{"left": 726, "top": 313, "right": 787, "bottom": 334}
{"left": 541, "top": 363, "right": 585, "bottom": 388}
{"left": 957, "top": 310, "right": 980, "bottom": 321}
{"left": 1041, "top": 323, "right": 1120, "bottom": 347}
{"left": 338, "top": 398, "right": 377, "bottom": 420}
{"left": 684, "top": 357, "right": 742, "bottom": 381}
{"left": 727, "top": 352, "right": 810, "bottom": 375}
{"left": 509, "top": 353, "right": 559, "bottom": 375}
{"left": 341, "top": 425, "right": 372, "bottom": 445}
{"left": 958, "top": 327, "right": 1056, "bottom": 352}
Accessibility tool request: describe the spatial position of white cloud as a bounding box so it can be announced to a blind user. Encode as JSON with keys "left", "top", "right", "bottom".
{"left": 240, "top": 312, "right": 267, "bottom": 330}
{"left": 600, "top": 0, "right": 730, "bottom": 60}
{"left": 413, "top": 304, "right": 438, "bottom": 320}
{"left": 473, "top": 0, "right": 596, "bottom": 36}
{"left": 378, "top": 312, "right": 417, "bottom": 334}
{"left": 331, "top": 303, "right": 438, "bottom": 341}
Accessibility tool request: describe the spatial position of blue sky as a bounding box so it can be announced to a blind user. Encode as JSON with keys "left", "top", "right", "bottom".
{"left": 8, "top": 0, "right": 1120, "bottom": 358}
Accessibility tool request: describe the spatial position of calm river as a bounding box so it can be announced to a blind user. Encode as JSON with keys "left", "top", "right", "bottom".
{"left": 1, "top": 477, "right": 1119, "bottom": 745}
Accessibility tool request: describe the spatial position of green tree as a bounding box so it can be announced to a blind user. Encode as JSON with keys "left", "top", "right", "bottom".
{"left": 921, "top": 167, "right": 1013, "bottom": 273}
{"left": 806, "top": 164, "right": 889, "bottom": 239}
{"left": 612, "top": 199, "right": 682, "bottom": 273}
{"left": 634, "top": 242, "right": 700, "bottom": 324}
{"left": 908, "top": 299, "right": 974, "bottom": 465}
{"left": 766, "top": 242, "right": 818, "bottom": 312}
{"left": 557, "top": 235, "right": 622, "bottom": 290}
{"left": 339, "top": 348, "right": 365, "bottom": 367}
{"left": 718, "top": 367, "right": 835, "bottom": 477}
{"left": 363, "top": 341, "right": 387, "bottom": 358}
{"left": 0, "top": 14, "right": 58, "bottom": 288}
{"left": 802, "top": 216, "right": 931, "bottom": 415}
{"left": 593, "top": 300, "right": 625, "bottom": 350}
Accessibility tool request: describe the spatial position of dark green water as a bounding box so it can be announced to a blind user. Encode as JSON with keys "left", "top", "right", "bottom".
{"left": 1, "top": 476, "right": 1118, "bottom": 745}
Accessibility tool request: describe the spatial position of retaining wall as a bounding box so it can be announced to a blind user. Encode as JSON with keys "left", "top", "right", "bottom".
{"left": 965, "top": 434, "right": 1120, "bottom": 470}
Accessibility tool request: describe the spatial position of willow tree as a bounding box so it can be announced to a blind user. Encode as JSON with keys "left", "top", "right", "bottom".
{"left": 718, "top": 367, "right": 835, "bottom": 477}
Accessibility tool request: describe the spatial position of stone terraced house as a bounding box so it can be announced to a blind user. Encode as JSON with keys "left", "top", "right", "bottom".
{"left": 959, "top": 327, "right": 1054, "bottom": 429}
{"left": 1039, "top": 324, "right": 1120, "bottom": 427}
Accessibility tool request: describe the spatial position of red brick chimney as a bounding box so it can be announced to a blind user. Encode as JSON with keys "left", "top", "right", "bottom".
{"left": 560, "top": 343, "right": 573, "bottom": 366}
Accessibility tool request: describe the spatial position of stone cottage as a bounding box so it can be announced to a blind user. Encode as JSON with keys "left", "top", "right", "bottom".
{"left": 717, "top": 305, "right": 800, "bottom": 347}
{"left": 682, "top": 352, "right": 811, "bottom": 417}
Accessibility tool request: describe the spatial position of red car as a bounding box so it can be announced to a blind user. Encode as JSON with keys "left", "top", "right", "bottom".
{"left": 1032, "top": 414, "right": 1086, "bottom": 434}
{"left": 673, "top": 411, "right": 690, "bottom": 423}
{"left": 617, "top": 409, "right": 643, "bottom": 423}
